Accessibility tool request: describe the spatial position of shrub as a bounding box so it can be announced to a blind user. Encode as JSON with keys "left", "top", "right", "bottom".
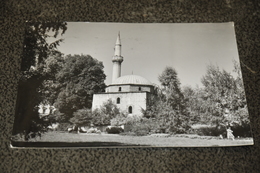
{"left": 11, "top": 133, "right": 27, "bottom": 141}
{"left": 195, "top": 125, "right": 226, "bottom": 137}
{"left": 230, "top": 123, "right": 252, "bottom": 137}
{"left": 192, "top": 123, "right": 252, "bottom": 138}
{"left": 110, "top": 112, "right": 128, "bottom": 126}
{"left": 92, "top": 99, "right": 123, "bottom": 125}
{"left": 70, "top": 108, "right": 92, "bottom": 126}
{"left": 111, "top": 115, "right": 170, "bottom": 136}
{"left": 106, "top": 126, "right": 124, "bottom": 134}
{"left": 55, "top": 122, "right": 72, "bottom": 131}
{"left": 131, "top": 123, "right": 150, "bottom": 136}
{"left": 127, "top": 117, "right": 157, "bottom": 136}
{"left": 124, "top": 115, "right": 143, "bottom": 125}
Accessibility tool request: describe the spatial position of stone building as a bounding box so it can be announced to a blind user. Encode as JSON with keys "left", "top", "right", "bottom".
{"left": 92, "top": 33, "right": 154, "bottom": 116}
{"left": 38, "top": 104, "right": 56, "bottom": 117}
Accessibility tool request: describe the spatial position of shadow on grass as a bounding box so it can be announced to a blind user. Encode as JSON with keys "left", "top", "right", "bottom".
{"left": 11, "top": 140, "right": 149, "bottom": 148}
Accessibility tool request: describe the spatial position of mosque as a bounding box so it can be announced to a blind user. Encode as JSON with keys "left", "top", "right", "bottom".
{"left": 92, "top": 33, "right": 155, "bottom": 116}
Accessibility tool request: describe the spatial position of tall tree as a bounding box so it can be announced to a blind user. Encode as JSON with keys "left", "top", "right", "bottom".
{"left": 201, "top": 65, "right": 233, "bottom": 126}
{"left": 13, "top": 22, "right": 67, "bottom": 139}
{"left": 232, "top": 61, "right": 249, "bottom": 127}
{"left": 182, "top": 85, "right": 204, "bottom": 124}
{"left": 54, "top": 54, "right": 106, "bottom": 120}
{"left": 158, "top": 67, "right": 189, "bottom": 115}
{"left": 144, "top": 67, "right": 191, "bottom": 133}
{"left": 142, "top": 85, "right": 164, "bottom": 118}
{"left": 200, "top": 63, "right": 249, "bottom": 129}
{"left": 40, "top": 53, "right": 66, "bottom": 105}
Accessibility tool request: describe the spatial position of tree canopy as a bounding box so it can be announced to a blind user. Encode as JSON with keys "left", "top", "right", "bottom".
{"left": 13, "top": 22, "right": 67, "bottom": 139}
{"left": 143, "top": 67, "right": 191, "bottom": 133}
{"left": 183, "top": 62, "right": 250, "bottom": 136}
{"left": 92, "top": 99, "right": 121, "bottom": 125}
{"left": 13, "top": 23, "right": 108, "bottom": 140}
{"left": 53, "top": 54, "right": 106, "bottom": 120}
{"left": 200, "top": 64, "right": 248, "bottom": 127}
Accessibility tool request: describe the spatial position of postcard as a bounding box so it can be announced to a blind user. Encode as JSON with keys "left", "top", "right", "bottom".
{"left": 11, "top": 22, "right": 253, "bottom": 147}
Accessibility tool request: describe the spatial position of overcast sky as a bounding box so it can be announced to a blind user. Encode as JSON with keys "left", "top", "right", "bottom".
{"left": 49, "top": 22, "right": 240, "bottom": 87}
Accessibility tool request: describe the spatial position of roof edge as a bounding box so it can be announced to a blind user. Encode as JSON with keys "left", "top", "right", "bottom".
{"left": 108, "top": 83, "right": 154, "bottom": 87}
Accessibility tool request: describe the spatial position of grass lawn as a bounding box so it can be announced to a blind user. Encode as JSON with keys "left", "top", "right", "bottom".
{"left": 11, "top": 131, "right": 254, "bottom": 148}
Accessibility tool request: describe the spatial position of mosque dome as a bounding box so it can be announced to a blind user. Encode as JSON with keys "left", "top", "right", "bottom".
{"left": 111, "top": 75, "right": 152, "bottom": 86}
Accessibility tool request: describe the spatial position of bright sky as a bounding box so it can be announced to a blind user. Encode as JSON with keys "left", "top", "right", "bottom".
{"left": 49, "top": 22, "right": 240, "bottom": 87}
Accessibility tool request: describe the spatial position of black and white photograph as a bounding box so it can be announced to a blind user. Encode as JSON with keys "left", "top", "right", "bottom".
{"left": 11, "top": 22, "right": 253, "bottom": 147}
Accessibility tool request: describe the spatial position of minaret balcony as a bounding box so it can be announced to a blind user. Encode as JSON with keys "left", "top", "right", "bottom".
{"left": 112, "top": 56, "right": 123, "bottom": 62}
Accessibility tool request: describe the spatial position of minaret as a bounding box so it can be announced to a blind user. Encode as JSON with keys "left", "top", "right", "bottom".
{"left": 112, "top": 32, "right": 123, "bottom": 82}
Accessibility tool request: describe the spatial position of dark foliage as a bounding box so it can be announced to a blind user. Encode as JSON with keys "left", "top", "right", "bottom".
{"left": 13, "top": 22, "right": 67, "bottom": 140}
{"left": 106, "top": 127, "right": 124, "bottom": 134}
{"left": 183, "top": 62, "right": 251, "bottom": 137}
{"left": 143, "top": 67, "right": 191, "bottom": 134}
{"left": 69, "top": 109, "right": 93, "bottom": 127}
{"left": 92, "top": 99, "right": 121, "bottom": 125}
{"left": 54, "top": 54, "right": 106, "bottom": 120}
{"left": 195, "top": 126, "right": 227, "bottom": 137}
{"left": 54, "top": 123, "right": 72, "bottom": 132}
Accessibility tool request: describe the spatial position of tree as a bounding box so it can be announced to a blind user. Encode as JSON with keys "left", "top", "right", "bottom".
{"left": 69, "top": 109, "right": 93, "bottom": 127}
{"left": 159, "top": 67, "right": 190, "bottom": 132}
{"left": 232, "top": 60, "right": 250, "bottom": 128}
{"left": 182, "top": 85, "right": 203, "bottom": 124}
{"left": 158, "top": 67, "right": 185, "bottom": 110}
{"left": 201, "top": 65, "right": 234, "bottom": 126}
{"left": 180, "top": 62, "right": 251, "bottom": 137}
{"left": 143, "top": 67, "right": 191, "bottom": 133}
{"left": 54, "top": 54, "right": 106, "bottom": 120}
{"left": 40, "top": 54, "right": 65, "bottom": 105}
{"left": 200, "top": 63, "right": 250, "bottom": 133}
{"left": 13, "top": 22, "right": 67, "bottom": 140}
{"left": 92, "top": 99, "right": 121, "bottom": 125}
{"left": 142, "top": 85, "right": 164, "bottom": 118}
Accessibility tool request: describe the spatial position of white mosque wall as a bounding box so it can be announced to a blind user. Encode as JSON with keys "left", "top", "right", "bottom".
{"left": 92, "top": 92, "right": 148, "bottom": 116}
{"left": 106, "top": 85, "right": 131, "bottom": 92}
{"left": 106, "top": 85, "right": 153, "bottom": 93}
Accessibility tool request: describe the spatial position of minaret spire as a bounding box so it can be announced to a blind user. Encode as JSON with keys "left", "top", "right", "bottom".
{"left": 112, "top": 32, "right": 124, "bottom": 82}
{"left": 116, "top": 31, "right": 121, "bottom": 45}
{"left": 114, "top": 32, "right": 121, "bottom": 56}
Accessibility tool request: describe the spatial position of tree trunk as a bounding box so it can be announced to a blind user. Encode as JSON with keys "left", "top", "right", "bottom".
{"left": 12, "top": 76, "right": 42, "bottom": 139}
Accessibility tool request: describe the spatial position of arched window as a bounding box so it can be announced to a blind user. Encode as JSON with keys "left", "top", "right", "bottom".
{"left": 138, "top": 87, "right": 141, "bottom": 91}
{"left": 119, "top": 87, "right": 121, "bottom": 91}
{"left": 128, "top": 106, "right": 132, "bottom": 114}
{"left": 117, "top": 97, "right": 120, "bottom": 104}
